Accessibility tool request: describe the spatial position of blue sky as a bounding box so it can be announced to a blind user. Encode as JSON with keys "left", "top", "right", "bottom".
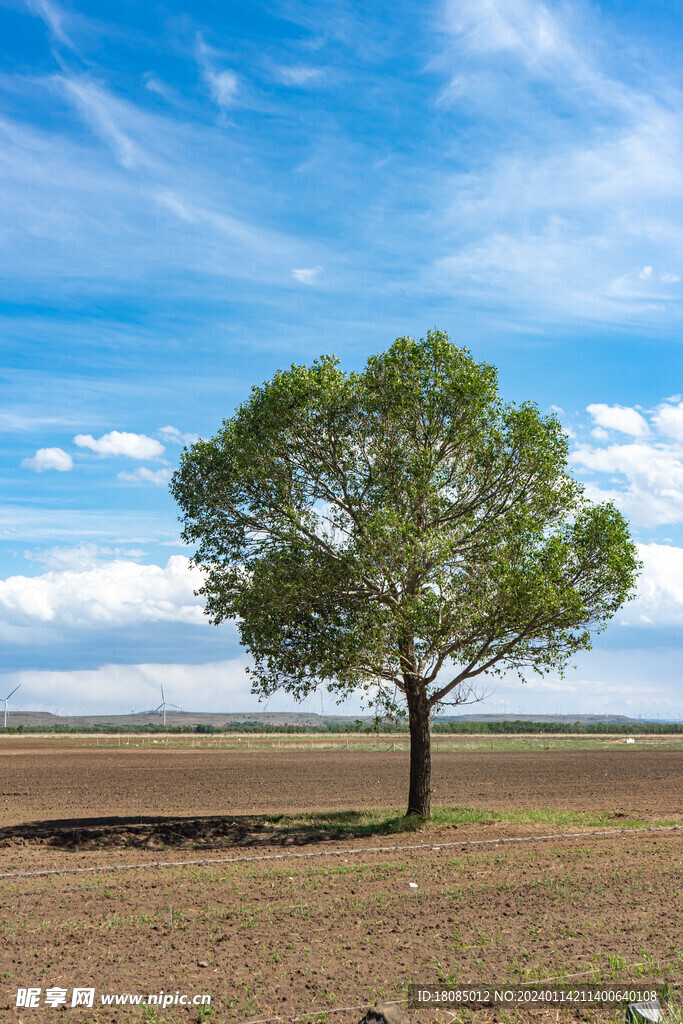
{"left": 1, "top": 0, "right": 682, "bottom": 719}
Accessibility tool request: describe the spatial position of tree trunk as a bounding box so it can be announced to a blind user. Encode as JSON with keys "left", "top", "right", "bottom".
{"left": 406, "top": 682, "right": 431, "bottom": 817}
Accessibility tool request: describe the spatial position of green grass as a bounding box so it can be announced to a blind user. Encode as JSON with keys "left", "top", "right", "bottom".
{"left": 30, "top": 731, "right": 683, "bottom": 753}
{"left": 238, "top": 804, "right": 681, "bottom": 842}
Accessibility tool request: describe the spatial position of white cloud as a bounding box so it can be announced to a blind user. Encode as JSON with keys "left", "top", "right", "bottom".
{"left": 586, "top": 403, "right": 650, "bottom": 437}
{"left": 652, "top": 401, "right": 683, "bottom": 441}
{"left": 118, "top": 467, "right": 172, "bottom": 485}
{"left": 274, "top": 65, "right": 324, "bottom": 87}
{"left": 0, "top": 658, "right": 252, "bottom": 716}
{"left": 292, "top": 266, "right": 322, "bottom": 284}
{"left": 61, "top": 78, "right": 148, "bottom": 170}
{"left": 442, "top": 0, "right": 569, "bottom": 68}
{"left": 0, "top": 81, "right": 323, "bottom": 312}
{"left": 151, "top": 190, "right": 309, "bottom": 276}
{"left": 196, "top": 37, "right": 239, "bottom": 108}
{"left": 20, "top": 447, "right": 74, "bottom": 472}
{"left": 74, "top": 431, "right": 165, "bottom": 459}
{"left": 572, "top": 441, "right": 683, "bottom": 527}
{"left": 0, "top": 556, "right": 204, "bottom": 631}
{"left": 621, "top": 543, "right": 683, "bottom": 626}
{"left": 25, "top": 544, "right": 146, "bottom": 570}
{"left": 0, "top": 505, "right": 177, "bottom": 543}
{"left": 206, "top": 69, "right": 239, "bottom": 107}
{"left": 432, "top": 0, "right": 683, "bottom": 328}
{"left": 569, "top": 397, "right": 683, "bottom": 526}
{"left": 158, "top": 425, "right": 199, "bottom": 445}
{"left": 25, "top": 0, "right": 75, "bottom": 49}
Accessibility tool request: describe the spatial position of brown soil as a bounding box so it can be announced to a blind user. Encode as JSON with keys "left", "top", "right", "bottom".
{"left": 0, "top": 744, "right": 681, "bottom": 1023}
{"left": 1, "top": 746, "right": 681, "bottom": 829}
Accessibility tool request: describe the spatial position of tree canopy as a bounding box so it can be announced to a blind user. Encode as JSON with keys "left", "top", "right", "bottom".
{"left": 171, "top": 330, "right": 641, "bottom": 815}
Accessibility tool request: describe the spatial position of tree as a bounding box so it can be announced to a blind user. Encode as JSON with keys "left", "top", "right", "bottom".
{"left": 171, "top": 330, "right": 641, "bottom": 817}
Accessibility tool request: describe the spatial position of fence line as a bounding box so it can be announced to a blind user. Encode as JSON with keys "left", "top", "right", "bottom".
{"left": 0, "top": 824, "right": 678, "bottom": 881}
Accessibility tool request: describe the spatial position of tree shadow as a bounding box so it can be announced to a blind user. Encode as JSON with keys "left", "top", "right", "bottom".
{"left": 0, "top": 810, "right": 420, "bottom": 851}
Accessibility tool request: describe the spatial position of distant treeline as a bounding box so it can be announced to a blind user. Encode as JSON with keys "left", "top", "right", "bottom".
{"left": 1, "top": 720, "right": 682, "bottom": 735}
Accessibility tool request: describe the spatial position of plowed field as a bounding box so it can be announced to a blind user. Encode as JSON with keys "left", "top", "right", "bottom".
{"left": 0, "top": 741, "right": 681, "bottom": 1023}
{"left": 1, "top": 746, "right": 681, "bottom": 828}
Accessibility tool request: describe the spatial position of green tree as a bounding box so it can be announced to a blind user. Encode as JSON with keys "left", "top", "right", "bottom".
{"left": 171, "top": 330, "right": 641, "bottom": 817}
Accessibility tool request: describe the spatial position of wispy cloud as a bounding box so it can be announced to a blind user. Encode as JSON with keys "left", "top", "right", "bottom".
{"left": 431, "top": 0, "right": 683, "bottom": 327}
{"left": 158, "top": 425, "right": 199, "bottom": 445}
{"left": 61, "top": 78, "right": 149, "bottom": 170}
{"left": 118, "top": 466, "right": 172, "bottom": 485}
{"left": 441, "top": 0, "right": 574, "bottom": 69}
{"left": 24, "top": 0, "right": 76, "bottom": 50}
{"left": 0, "top": 72, "right": 325, "bottom": 307}
{"left": 0, "top": 411, "right": 81, "bottom": 433}
{"left": 292, "top": 265, "right": 322, "bottom": 284}
{"left": 0, "top": 506, "right": 177, "bottom": 543}
{"left": 272, "top": 64, "right": 325, "bottom": 87}
{"left": 196, "top": 36, "right": 240, "bottom": 108}
{"left": 25, "top": 544, "right": 147, "bottom": 570}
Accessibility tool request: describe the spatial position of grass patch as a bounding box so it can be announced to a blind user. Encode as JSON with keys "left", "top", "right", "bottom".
{"left": 252, "top": 804, "right": 677, "bottom": 841}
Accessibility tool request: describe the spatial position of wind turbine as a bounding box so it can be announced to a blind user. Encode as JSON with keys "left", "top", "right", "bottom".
{"left": 2, "top": 685, "right": 20, "bottom": 728}
{"left": 155, "top": 685, "right": 181, "bottom": 727}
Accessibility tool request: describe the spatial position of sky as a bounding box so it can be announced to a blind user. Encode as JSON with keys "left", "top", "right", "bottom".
{"left": 1, "top": 0, "right": 682, "bottom": 720}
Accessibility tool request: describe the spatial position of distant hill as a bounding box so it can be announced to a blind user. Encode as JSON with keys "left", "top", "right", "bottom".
{"left": 2, "top": 709, "right": 672, "bottom": 729}
{"left": 437, "top": 713, "right": 643, "bottom": 725}
{"left": 2, "top": 710, "right": 333, "bottom": 728}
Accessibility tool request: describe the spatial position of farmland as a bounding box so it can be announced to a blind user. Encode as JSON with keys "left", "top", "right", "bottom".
{"left": 0, "top": 736, "right": 681, "bottom": 1022}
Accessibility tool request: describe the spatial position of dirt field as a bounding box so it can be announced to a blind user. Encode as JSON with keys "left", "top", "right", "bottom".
{"left": 0, "top": 741, "right": 681, "bottom": 1023}
{"left": 1, "top": 744, "right": 682, "bottom": 827}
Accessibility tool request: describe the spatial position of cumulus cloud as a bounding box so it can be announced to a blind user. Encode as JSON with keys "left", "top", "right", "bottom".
{"left": 74, "top": 431, "right": 165, "bottom": 459}
{"left": 20, "top": 447, "right": 74, "bottom": 472}
{"left": 572, "top": 441, "right": 683, "bottom": 527}
{"left": 118, "top": 467, "right": 172, "bottom": 485}
{"left": 586, "top": 403, "right": 650, "bottom": 437}
{"left": 292, "top": 266, "right": 322, "bottom": 284}
{"left": 0, "top": 556, "right": 205, "bottom": 631}
{"left": 620, "top": 543, "right": 683, "bottom": 627}
{"left": 571, "top": 398, "right": 683, "bottom": 527}
{"left": 652, "top": 402, "right": 683, "bottom": 441}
